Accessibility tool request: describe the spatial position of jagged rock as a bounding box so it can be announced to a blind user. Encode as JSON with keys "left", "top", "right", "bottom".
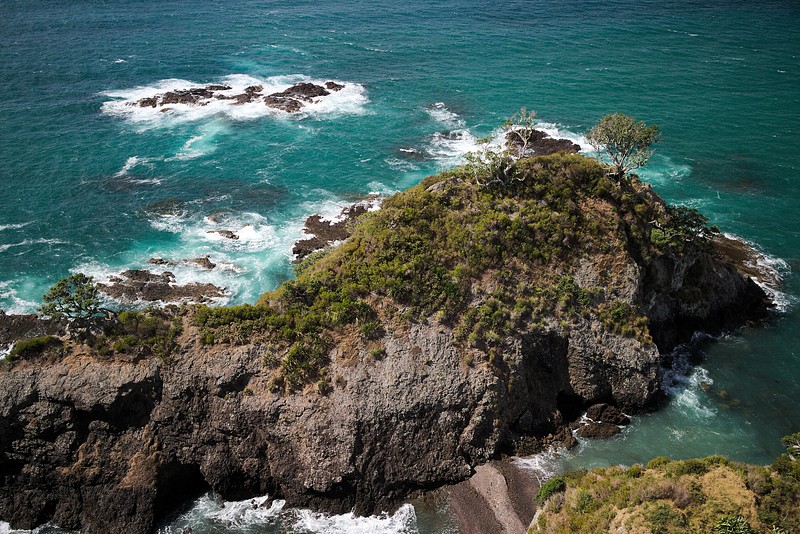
{"left": 272, "top": 82, "right": 330, "bottom": 101}
{"left": 207, "top": 230, "right": 239, "bottom": 240}
{"left": 263, "top": 95, "right": 304, "bottom": 113}
{"left": 576, "top": 421, "right": 622, "bottom": 439}
{"left": 244, "top": 85, "right": 263, "bottom": 94}
{"left": 137, "top": 96, "right": 159, "bottom": 108}
{"left": 189, "top": 257, "right": 216, "bottom": 270}
{"left": 147, "top": 258, "right": 173, "bottom": 266}
{"left": 205, "top": 84, "right": 232, "bottom": 91}
{"left": 325, "top": 81, "right": 345, "bottom": 91}
{"left": 292, "top": 201, "right": 373, "bottom": 260}
{"left": 505, "top": 129, "right": 581, "bottom": 156}
{"left": 585, "top": 403, "right": 630, "bottom": 425}
{"left": 97, "top": 270, "right": 223, "bottom": 303}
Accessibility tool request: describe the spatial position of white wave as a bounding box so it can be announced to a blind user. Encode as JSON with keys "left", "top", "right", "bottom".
{"left": 0, "top": 343, "right": 12, "bottom": 362}
{"left": 200, "top": 212, "right": 279, "bottom": 253}
{"left": 0, "top": 238, "right": 68, "bottom": 254}
{"left": 157, "top": 494, "right": 285, "bottom": 533}
{"left": 0, "top": 521, "right": 60, "bottom": 533}
{"left": 101, "top": 74, "right": 368, "bottom": 127}
{"left": 0, "top": 281, "right": 38, "bottom": 315}
{"left": 114, "top": 155, "right": 160, "bottom": 177}
{"left": 426, "top": 102, "right": 466, "bottom": 130}
{"left": 289, "top": 503, "right": 418, "bottom": 534}
{"left": 722, "top": 232, "right": 792, "bottom": 313}
{"left": 514, "top": 445, "right": 572, "bottom": 485}
{"left": 0, "top": 222, "right": 31, "bottom": 231}
{"left": 384, "top": 157, "right": 420, "bottom": 171}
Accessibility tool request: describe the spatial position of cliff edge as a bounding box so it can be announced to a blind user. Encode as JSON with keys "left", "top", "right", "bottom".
{"left": 0, "top": 153, "right": 771, "bottom": 532}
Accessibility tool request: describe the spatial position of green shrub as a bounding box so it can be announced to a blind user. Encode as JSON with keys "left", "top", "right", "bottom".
{"left": 537, "top": 475, "right": 567, "bottom": 504}
{"left": 714, "top": 516, "right": 752, "bottom": 534}
{"left": 8, "top": 336, "right": 62, "bottom": 361}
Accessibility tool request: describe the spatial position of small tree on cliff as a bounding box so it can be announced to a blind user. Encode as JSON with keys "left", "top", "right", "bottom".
{"left": 39, "top": 273, "right": 111, "bottom": 337}
{"left": 587, "top": 113, "right": 661, "bottom": 180}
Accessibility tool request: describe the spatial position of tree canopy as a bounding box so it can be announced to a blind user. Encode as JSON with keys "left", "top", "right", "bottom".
{"left": 587, "top": 113, "right": 661, "bottom": 179}
{"left": 39, "top": 273, "right": 109, "bottom": 325}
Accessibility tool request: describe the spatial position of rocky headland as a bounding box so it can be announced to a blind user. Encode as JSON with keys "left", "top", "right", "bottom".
{"left": 0, "top": 151, "right": 773, "bottom": 533}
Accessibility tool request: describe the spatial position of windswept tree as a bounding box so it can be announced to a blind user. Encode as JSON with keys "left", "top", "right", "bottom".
{"left": 504, "top": 107, "right": 537, "bottom": 158}
{"left": 587, "top": 113, "right": 661, "bottom": 180}
{"left": 39, "top": 273, "right": 112, "bottom": 336}
{"left": 465, "top": 107, "right": 538, "bottom": 186}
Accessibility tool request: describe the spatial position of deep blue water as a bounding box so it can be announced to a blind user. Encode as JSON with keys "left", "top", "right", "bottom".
{"left": 1, "top": 0, "right": 799, "bottom": 532}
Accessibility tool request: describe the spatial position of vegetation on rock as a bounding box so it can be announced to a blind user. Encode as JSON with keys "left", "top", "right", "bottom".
{"left": 531, "top": 434, "right": 800, "bottom": 534}
{"left": 195, "top": 148, "right": 713, "bottom": 391}
{"left": 39, "top": 273, "right": 111, "bottom": 337}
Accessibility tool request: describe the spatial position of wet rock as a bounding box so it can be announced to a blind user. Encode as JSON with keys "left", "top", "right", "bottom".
{"left": 585, "top": 403, "right": 630, "bottom": 425}
{"left": 160, "top": 88, "right": 214, "bottom": 106}
{"left": 205, "top": 84, "right": 232, "bottom": 91}
{"left": 136, "top": 96, "right": 159, "bottom": 108}
{"left": 576, "top": 421, "right": 621, "bottom": 439}
{"left": 244, "top": 85, "right": 263, "bottom": 94}
{"left": 189, "top": 257, "right": 216, "bottom": 270}
{"left": 207, "top": 230, "right": 239, "bottom": 240}
{"left": 292, "top": 200, "right": 375, "bottom": 260}
{"left": 325, "top": 81, "right": 345, "bottom": 91}
{"left": 98, "top": 270, "right": 223, "bottom": 303}
{"left": 147, "top": 258, "right": 173, "bottom": 266}
{"left": 273, "top": 82, "right": 330, "bottom": 101}
{"left": 263, "top": 95, "right": 304, "bottom": 113}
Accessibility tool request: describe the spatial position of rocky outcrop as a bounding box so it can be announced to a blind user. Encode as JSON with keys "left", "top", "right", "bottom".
{"left": 131, "top": 82, "right": 344, "bottom": 114}
{"left": 292, "top": 198, "right": 378, "bottom": 260}
{"left": 505, "top": 129, "right": 581, "bottom": 156}
{"left": 97, "top": 270, "right": 224, "bottom": 304}
{"left": 0, "top": 157, "right": 774, "bottom": 532}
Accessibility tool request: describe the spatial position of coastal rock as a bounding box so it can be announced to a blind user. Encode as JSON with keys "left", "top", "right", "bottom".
{"left": 207, "top": 229, "right": 239, "bottom": 240}
{"left": 505, "top": 129, "right": 581, "bottom": 156}
{"left": 0, "top": 312, "right": 61, "bottom": 347}
{"left": 263, "top": 95, "right": 304, "bottom": 113}
{"left": 129, "top": 82, "right": 337, "bottom": 112}
{"left": 585, "top": 403, "right": 630, "bottom": 425}
{"left": 97, "top": 270, "right": 224, "bottom": 303}
{"left": 189, "top": 256, "right": 216, "bottom": 270}
{"left": 293, "top": 199, "right": 376, "bottom": 260}
{"left": 576, "top": 421, "right": 622, "bottom": 439}
{"left": 0, "top": 156, "right": 773, "bottom": 533}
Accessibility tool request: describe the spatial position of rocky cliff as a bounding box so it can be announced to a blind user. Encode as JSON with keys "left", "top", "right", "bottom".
{"left": 0, "top": 153, "right": 771, "bottom": 532}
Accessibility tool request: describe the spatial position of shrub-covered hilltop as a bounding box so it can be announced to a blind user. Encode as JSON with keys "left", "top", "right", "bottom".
{"left": 0, "top": 145, "right": 770, "bottom": 533}
{"left": 531, "top": 433, "right": 800, "bottom": 534}
{"left": 196, "top": 151, "right": 764, "bottom": 399}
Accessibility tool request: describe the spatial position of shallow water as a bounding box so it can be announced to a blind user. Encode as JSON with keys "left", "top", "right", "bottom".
{"left": 2, "top": 0, "right": 799, "bottom": 531}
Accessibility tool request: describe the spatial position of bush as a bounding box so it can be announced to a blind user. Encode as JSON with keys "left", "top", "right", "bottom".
{"left": 714, "top": 516, "right": 752, "bottom": 534}
{"left": 8, "top": 336, "right": 61, "bottom": 361}
{"left": 537, "top": 475, "right": 567, "bottom": 504}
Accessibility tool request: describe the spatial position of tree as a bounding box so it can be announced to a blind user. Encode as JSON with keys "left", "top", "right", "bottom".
{"left": 465, "top": 107, "right": 537, "bottom": 186}
{"left": 504, "top": 107, "right": 537, "bottom": 158}
{"left": 586, "top": 113, "right": 661, "bottom": 179}
{"left": 39, "top": 273, "right": 111, "bottom": 336}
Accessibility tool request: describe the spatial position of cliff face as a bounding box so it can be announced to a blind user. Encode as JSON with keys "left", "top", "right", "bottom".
{"left": 0, "top": 154, "right": 771, "bottom": 532}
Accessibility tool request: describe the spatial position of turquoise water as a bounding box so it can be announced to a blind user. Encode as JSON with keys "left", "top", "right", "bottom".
{"left": 2, "top": 0, "right": 800, "bottom": 532}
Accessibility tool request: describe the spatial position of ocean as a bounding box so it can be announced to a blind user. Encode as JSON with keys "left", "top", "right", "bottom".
{"left": 1, "top": 0, "right": 799, "bottom": 532}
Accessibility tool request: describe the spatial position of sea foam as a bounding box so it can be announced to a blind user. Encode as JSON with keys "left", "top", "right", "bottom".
{"left": 101, "top": 74, "right": 368, "bottom": 127}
